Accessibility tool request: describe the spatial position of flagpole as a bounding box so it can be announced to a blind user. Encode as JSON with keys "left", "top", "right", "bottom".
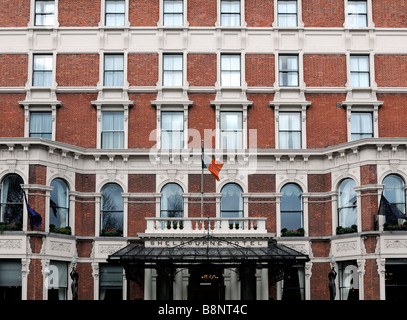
{"left": 201, "top": 139, "right": 204, "bottom": 218}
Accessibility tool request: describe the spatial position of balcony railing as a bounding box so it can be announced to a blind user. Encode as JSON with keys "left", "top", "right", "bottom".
{"left": 145, "top": 217, "right": 267, "bottom": 234}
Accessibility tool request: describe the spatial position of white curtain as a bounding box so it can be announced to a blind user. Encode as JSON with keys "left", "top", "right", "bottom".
{"left": 102, "top": 112, "right": 124, "bottom": 149}
{"left": 33, "top": 55, "right": 52, "bottom": 86}
{"left": 221, "top": 0, "right": 240, "bottom": 26}
{"left": 30, "top": 112, "right": 52, "bottom": 139}
{"left": 105, "top": 0, "right": 125, "bottom": 26}
{"left": 164, "top": 0, "right": 183, "bottom": 26}
{"left": 348, "top": 1, "right": 367, "bottom": 27}
{"left": 35, "top": 0, "right": 54, "bottom": 25}
{"left": 279, "top": 55, "right": 299, "bottom": 86}
{"left": 104, "top": 55, "right": 124, "bottom": 86}
{"left": 279, "top": 113, "right": 301, "bottom": 149}
{"left": 278, "top": 0, "right": 297, "bottom": 27}
{"left": 351, "top": 113, "right": 372, "bottom": 140}
{"left": 163, "top": 55, "right": 183, "bottom": 86}
{"left": 220, "top": 112, "right": 243, "bottom": 149}
{"left": 350, "top": 56, "right": 369, "bottom": 87}
{"left": 161, "top": 112, "right": 183, "bottom": 149}
{"left": 338, "top": 179, "right": 357, "bottom": 227}
{"left": 221, "top": 55, "right": 241, "bottom": 86}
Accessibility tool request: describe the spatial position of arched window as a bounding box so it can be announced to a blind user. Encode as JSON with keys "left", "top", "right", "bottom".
{"left": 100, "top": 183, "right": 123, "bottom": 236}
{"left": 281, "top": 183, "right": 303, "bottom": 231}
{"left": 383, "top": 174, "right": 406, "bottom": 214}
{"left": 161, "top": 183, "right": 183, "bottom": 218}
{"left": 220, "top": 183, "right": 243, "bottom": 218}
{"left": 338, "top": 179, "right": 357, "bottom": 227}
{"left": 50, "top": 179, "right": 69, "bottom": 228}
{"left": 0, "top": 174, "right": 24, "bottom": 226}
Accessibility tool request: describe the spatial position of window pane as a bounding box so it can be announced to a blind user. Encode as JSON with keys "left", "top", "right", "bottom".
{"left": 383, "top": 175, "right": 406, "bottom": 214}
{"left": 101, "top": 184, "right": 123, "bottom": 231}
{"left": 163, "top": 55, "right": 183, "bottom": 86}
{"left": 102, "top": 112, "right": 124, "bottom": 149}
{"left": 50, "top": 179, "right": 69, "bottom": 228}
{"left": 106, "top": 0, "right": 125, "bottom": 13}
{"left": 278, "top": 1, "right": 297, "bottom": 26}
{"left": 351, "top": 113, "right": 372, "bottom": 140}
{"left": 0, "top": 260, "right": 22, "bottom": 287}
{"left": 281, "top": 183, "right": 302, "bottom": 230}
{"left": 1, "top": 174, "right": 24, "bottom": 225}
{"left": 221, "top": 0, "right": 240, "bottom": 26}
{"left": 104, "top": 55, "right": 124, "bottom": 86}
{"left": 35, "top": 1, "right": 54, "bottom": 26}
{"left": 221, "top": 184, "right": 243, "bottom": 217}
{"left": 221, "top": 0, "right": 240, "bottom": 13}
{"left": 164, "top": 13, "right": 183, "bottom": 26}
{"left": 161, "top": 112, "right": 184, "bottom": 149}
{"left": 30, "top": 112, "right": 52, "bottom": 139}
{"left": 221, "top": 55, "right": 240, "bottom": 86}
{"left": 338, "top": 179, "right": 357, "bottom": 227}
{"left": 164, "top": 0, "right": 183, "bottom": 13}
{"left": 161, "top": 183, "right": 184, "bottom": 218}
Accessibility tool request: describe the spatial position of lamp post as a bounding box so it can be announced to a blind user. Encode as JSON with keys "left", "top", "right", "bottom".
{"left": 328, "top": 255, "right": 337, "bottom": 300}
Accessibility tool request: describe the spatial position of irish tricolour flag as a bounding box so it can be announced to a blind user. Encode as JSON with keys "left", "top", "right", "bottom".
{"left": 202, "top": 149, "right": 223, "bottom": 181}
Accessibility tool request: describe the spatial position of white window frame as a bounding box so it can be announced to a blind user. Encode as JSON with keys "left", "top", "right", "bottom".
{"left": 349, "top": 55, "right": 370, "bottom": 88}
{"left": 162, "top": 0, "right": 185, "bottom": 27}
{"left": 350, "top": 111, "right": 373, "bottom": 141}
{"left": 162, "top": 53, "right": 184, "bottom": 87}
{"left": 101, "top": 111, "right": 125, "bottom": 149}
{"left": 105, "top": 0, "right": 126, "bottom": 27}
{"left": 103, "top": 54, "right": 125, "bottom": 87}
{"left": 277, "top": 0, "right": 298, "bottom": 27}
{"left": 278, "top": 111, "right": 302, "bottom": 149}
{"left": 23, "top": 104, "right": 57, "bottom": 140}
{"left": 273, "top": 0, "right": 304, "bottom": 28}
{"left": 220, "top": 54, "right": 241, "bottom": 87}
{"left": 161, "top": 111, "right": 185, "bottom": 150}
{"left": 220, "top": 0, "right": 241, "bottom": 27}
{"left": 29, "top": 111, "right": 53, "bottom": 140}
{"left": 220, "top": 111, "right": 243, "bottom": 150}
{"left": 274, "top": 105, "right": 307, "bottom": 149}
{"left": 344, "top": 0, "right": 373, "bottom": 28}
{"left": 214, "top": 104, "right": 248, "bottom": 150}
{"left": 100, "top": 0, "right": 129, "bottom": 27}
{"left": 31, "top": 0, "right": 58, "bottom": 27}
{"left": 345, "top": 104, "right": 379, "bottom": 142}
{"left": 279, "top": 54, "right": 299, "bottom": 87}
{"left": 216, "top": 0, "right": 245, "bottom": 27}
{"left": 32, "top": 54, "right": 54, "bottom": 87}
{"left": 155, "top": 104, "right": 189, "bottom": 150}
{"left": 96, "top": 105, "right": 129, "bottom": 149}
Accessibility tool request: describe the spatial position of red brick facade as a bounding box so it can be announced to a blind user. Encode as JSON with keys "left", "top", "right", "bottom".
{"left": 0, "top": 54, "right": 28, "bottom": 87}
{"left": 1, "top": 0, "right": 406, "bottom": 303}
{"left": 303, "top": 55, "right": 347, "bottom": 87}
{"left": 56, "top": 54, "right": 100, "bottom": 87}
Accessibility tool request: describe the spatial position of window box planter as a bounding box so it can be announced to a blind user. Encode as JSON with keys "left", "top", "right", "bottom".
{"left": 336, "top": 225, "right": 357, "bottom": 235}
{"left": 383, "top": 222, "right": 407, "bottom": 231}
{"left": 101, "top": 228, "right": 122, "bottom": 237}
{"left": 0, "top": 222, "right": 22, "bottom": 232}
{"left": 281, "top": 228, "right": 304, "bottom": 237}
{"left": 50, "top": 224, "right": 71, "bottom": 235}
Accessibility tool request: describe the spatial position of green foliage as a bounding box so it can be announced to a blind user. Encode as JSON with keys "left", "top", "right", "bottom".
{"left": 336, "top": 224, "right": 358, "bottom": 235}
{"left": 281, "top": 227, "right": 305, "bottom": 237}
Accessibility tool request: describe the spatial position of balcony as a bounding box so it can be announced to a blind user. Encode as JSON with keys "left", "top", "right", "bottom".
{"left": 145, "top": 217, "right": 267, "bottom": 234}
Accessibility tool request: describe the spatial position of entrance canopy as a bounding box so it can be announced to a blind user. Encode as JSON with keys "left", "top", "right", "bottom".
{"left": 107, "top": 235, "right": 309, "bottom": 269}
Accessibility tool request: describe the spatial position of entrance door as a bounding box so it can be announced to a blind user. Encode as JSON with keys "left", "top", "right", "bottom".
{"left": 188, "top": 266, "right": 225, "bottom": 301}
